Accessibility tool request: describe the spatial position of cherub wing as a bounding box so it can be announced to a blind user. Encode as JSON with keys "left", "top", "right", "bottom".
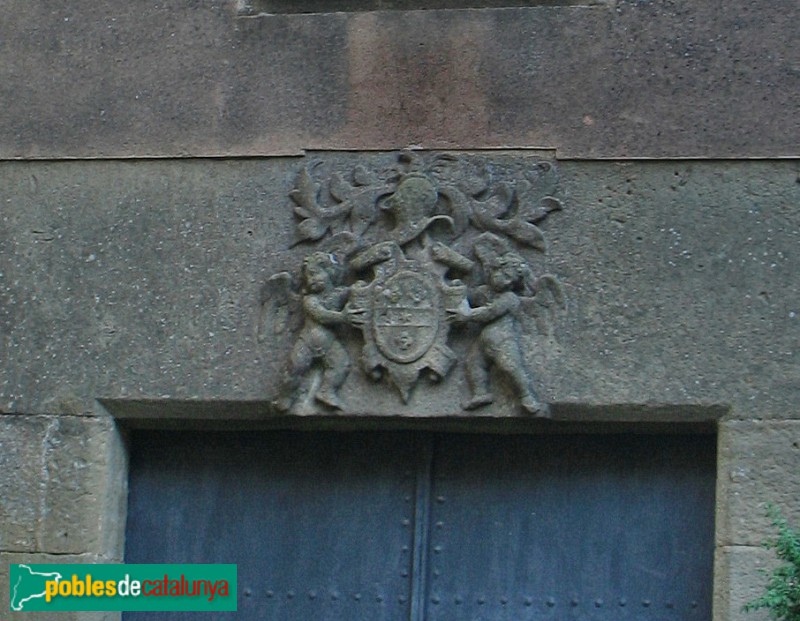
{"left": 258, "top": 271, "right": 303, "bottom": 341}
{"left": 520, "top": 274, "right": 566, "bottom": 336}
{"left": 532, "top": 275, "right": 565, "bottom": 308}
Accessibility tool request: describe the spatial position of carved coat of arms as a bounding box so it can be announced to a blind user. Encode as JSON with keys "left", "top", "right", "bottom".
{"left": 264, "top": 153, "right": 565, "bottom": 416}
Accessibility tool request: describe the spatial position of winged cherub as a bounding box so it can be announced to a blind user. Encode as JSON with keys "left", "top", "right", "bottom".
{"left": 272, "top": 251, "right": 351, "bottom": 414}
{"left": 450, "top": 233, "right": 563, "bottom": 417}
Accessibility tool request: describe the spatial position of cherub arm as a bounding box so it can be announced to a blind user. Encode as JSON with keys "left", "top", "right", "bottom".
{"left": 303, "top": 294, "right": 347, "bottom": 325}
{"left": 431, "top": 242, "right": 474, "bottom": 272}
{"left": 350, "top": 241, "right": 402, "bottom": 272}
{"left": 457, "top": 291, "right": 520, "bottom": 324}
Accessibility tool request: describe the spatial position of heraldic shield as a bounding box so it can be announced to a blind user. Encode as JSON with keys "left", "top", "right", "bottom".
{"left": 374, "top": 270, "right": 438, "bottom": 364}
{"left": 348, "top": 250, "right": 466, "bottom": 403}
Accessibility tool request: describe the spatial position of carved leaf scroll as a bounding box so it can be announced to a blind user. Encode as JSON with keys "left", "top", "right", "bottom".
{"left": 268, "top": 152, "right": 567, "bottom": 415}
{"left": 289, "top": 166, "right": 351, "bottom": 245}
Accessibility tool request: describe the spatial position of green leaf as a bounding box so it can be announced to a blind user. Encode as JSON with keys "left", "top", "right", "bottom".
{"left": 744, "top": 505, "right": 800, "bottom": 621}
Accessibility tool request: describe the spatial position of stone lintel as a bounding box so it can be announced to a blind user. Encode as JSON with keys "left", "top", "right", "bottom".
{"left": 1, "top": 156, "right": 798, "bottom": 418}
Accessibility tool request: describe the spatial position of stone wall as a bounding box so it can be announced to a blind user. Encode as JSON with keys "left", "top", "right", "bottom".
{"left": 1, "top": 1, "right": 797, "bottom": 159}
{"left": 1, "top": 1, "right": 798, "bottom": 620}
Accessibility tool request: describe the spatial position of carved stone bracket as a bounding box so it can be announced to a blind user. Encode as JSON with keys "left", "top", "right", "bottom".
{"left": 265, "top": 152, "right": 565, "bottom": 416}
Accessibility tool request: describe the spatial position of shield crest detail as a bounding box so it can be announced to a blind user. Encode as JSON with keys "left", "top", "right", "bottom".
{"left": 372, "top": 270, "right": 439, "bottom": 364}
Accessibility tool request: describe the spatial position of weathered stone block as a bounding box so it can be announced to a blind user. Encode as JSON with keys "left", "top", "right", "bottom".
{"left": 39, "top": 415, "right": 127, "bottom": 556}
{"left": 1, "top": 157, "right": 798, "bottom": 419}
{"left": 717, "top": 420, "right": 800, "bottom": 547}
{"left": 1, "top": 551, "right": 119, "bottom": 621}
{"left": 548, "top": 161, "right": 800, "bottom": 416}
{"left": 714, "top": 545, "right": 773, "bottom": 621}
{"left": 0, "top": 414, "right": 126, "bottom": 556}
{"left": 0, "top": 1, "right": 795, "bottom": 158}
{"left": 0, "top": 416, "right": 49, "bottom": 551}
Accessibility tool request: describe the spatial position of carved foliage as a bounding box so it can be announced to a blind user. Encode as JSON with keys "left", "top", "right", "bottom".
{"left": 268, "top": 153, "right": 565, "bottom": 415}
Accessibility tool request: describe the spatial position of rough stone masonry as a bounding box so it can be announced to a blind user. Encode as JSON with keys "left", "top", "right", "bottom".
{"left": 0, "top": 1, "right": 798, "bottom": 620}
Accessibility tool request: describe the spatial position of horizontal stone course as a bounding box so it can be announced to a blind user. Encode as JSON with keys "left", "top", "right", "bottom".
{"left": 1, "top": 156, "right": 797, "bottom": 417}
{"left": 0, "top": 0, "right": 796, "bottom": 158}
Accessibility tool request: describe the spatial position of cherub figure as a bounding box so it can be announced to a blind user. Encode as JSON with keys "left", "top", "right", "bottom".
{"left": 273, "top": 252, "right": 351, "bottom": 413}
{"left": 452, "top": 233, "right": 562, "bottom": 417}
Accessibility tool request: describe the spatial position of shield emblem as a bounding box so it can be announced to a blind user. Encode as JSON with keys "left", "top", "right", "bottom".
{"left": 372, "top": 270, "right": 439, "bottom": 364}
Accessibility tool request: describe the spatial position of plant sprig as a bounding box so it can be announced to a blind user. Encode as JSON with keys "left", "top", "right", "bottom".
{"left": 744, "top": 505, "right": 800, "bottom": 621}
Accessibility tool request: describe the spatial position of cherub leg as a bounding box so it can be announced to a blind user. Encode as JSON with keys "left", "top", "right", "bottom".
{"left": 462, "top": 342, "right": 495, "bottom": 410}
{"left": 490, "top": 341, "right": 550, "bottom": 417}
{"left": 316, "top": 339, "right": 350, "bottom": 410}
{"left": 274, "top": 336, "right": 315, "bottom": 411}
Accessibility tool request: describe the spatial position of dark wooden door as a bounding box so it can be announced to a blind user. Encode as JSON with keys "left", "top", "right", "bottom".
{"left": 124, "top": 431, "right": 715, "bottom": 621}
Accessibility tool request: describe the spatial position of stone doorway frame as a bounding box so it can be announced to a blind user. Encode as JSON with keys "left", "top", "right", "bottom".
{"left": 99, "top": 401, "right": 725, "bottom": 621}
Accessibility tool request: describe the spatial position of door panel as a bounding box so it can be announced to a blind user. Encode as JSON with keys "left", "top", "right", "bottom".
{"left": 124, "top": 431, "right": 715, "bottom": 621}
{"left": 125, "top": 431, "right": 419, "bottom": 621}
{"left": 426, "top": 434, "right": 715, "bottom": 621}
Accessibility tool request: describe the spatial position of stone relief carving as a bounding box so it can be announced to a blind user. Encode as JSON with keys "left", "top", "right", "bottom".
{"left": 266, "top": 153, "right": 565, "bottom": 415}
{"left": 454, "top": 232, "right": 564, "bottom": 414}
{"left": 270, "top": 252, "right": 352, "bottom": 414}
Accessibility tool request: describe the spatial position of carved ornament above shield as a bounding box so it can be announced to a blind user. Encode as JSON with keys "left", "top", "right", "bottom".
{"left": 264, "top": 152, "right": 566, "bottom": 416}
